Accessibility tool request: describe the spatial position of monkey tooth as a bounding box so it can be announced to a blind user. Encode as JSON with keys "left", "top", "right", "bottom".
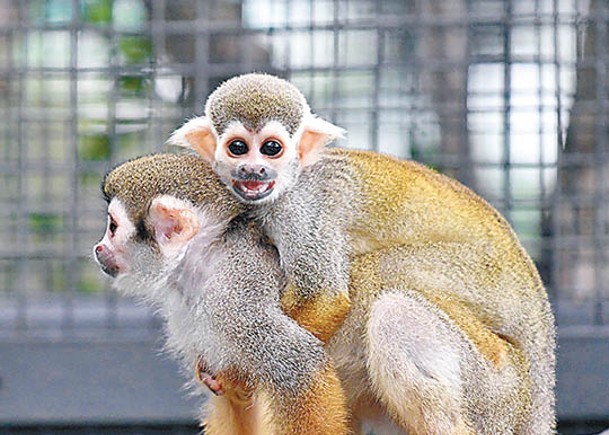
{"left": 232, "top": 180, "right": 275, "bottom": 201}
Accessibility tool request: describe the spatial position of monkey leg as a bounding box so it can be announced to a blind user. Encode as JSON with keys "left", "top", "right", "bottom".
{"left": 203, "top": 361, "right": 350, "bottom": 435}
{"left": 281, "top": 284, "right": 351, "bottom": 343}
{"left": 365, "top": 291, "right": 474, "bottom": 435}
{"left": 203, "top": 394, "right": 263, "bottom": 435}
{"left": 202, "top": 372, "right": 265, "bottom": 435}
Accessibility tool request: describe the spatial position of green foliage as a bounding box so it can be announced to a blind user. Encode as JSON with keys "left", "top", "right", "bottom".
{"left": 81, "top": 0, "right": 113, "bottom": 25}
{"left": 411, "top": 146, "right": 440, "bottom": 171}
{"left": 79, "top": 133, "right": 112, "bottom": 161}
{"left": 78, "top": 273, "right": 105, "bottom": 294}
{"left": 118, "top": 75, "right": 149, "bottom": 94}
{"left": 29, "top": 213, "right": 63, "bottom": 235}
{"left": 119, "top": 36, "right": 152, "bottom": 64}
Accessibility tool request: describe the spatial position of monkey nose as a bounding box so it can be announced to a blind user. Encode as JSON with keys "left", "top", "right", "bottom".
{"left": 94, "top": 245, "right": 104, "bottom": 262}
{"left": 94, "top": 244, "right": 108, "bottom": 263}
{"left": 238, "top": 165, "right": 268, "bottom": 179}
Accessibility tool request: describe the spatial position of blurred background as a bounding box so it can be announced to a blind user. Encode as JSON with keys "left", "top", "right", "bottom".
{"left": 0, "top": 0, "right": 608, "bottom": 433}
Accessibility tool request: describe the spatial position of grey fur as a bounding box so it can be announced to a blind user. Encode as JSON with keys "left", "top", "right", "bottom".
{"left": 101, "top": 149, "right": 556, "bottom": 433}
{"left": 253, "top": 152, "right": 357, "bottom": 298}
{"left": 176, "top": 219, "right": 326, "bottom": 392}
{"left": 205, "top": 73, "right": 307, "bottom": 136}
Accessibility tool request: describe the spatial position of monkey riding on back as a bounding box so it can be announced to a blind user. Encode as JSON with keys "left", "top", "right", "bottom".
{"left": 93, "top": 73, "right": 556, "bottom": 434}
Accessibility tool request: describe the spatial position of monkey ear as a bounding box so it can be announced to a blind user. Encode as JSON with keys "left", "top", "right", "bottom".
{"left": 167, "top": 117, "right": 217, "bottom": 162}
{"left": 297, "top": 115, "right": 346, "bottom": 167}
{"left": 148, "top": 196, "right": 201, "bottom": 255}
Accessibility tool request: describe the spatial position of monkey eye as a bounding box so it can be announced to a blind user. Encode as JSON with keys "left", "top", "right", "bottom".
{"left": 260, "top": 140, "right": 283, "bottom": 157}
{"left": 109, "top": 216, "right": 118, "bottom": 237}
{"left": 228, "top": 140, "right": 248, "bottom": 156}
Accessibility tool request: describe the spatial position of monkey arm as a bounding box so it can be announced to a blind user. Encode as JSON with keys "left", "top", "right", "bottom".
{"left": 263, "top": 199, "right": 353, "bottom": 343}
{"left": 280, "top": 226, "right": 352, "bottom": 343}
{"left": 234, "top": 310, "right": 350, "bottom": 435}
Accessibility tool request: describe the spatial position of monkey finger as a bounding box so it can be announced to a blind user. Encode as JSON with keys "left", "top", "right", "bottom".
{"left": 194, "top": 356, "right": 224, "bottom": 395}
{"left": 199, "top": 371, "right": 225, "bottom": 396}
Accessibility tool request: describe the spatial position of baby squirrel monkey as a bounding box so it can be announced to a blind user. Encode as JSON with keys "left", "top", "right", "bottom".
{"left": 169, "top": 73, "right": 555, "bottom": 431}
{"left": 94, "top": 153, "right": 554, "bottom": 434}
{"left": 168, "top": 73, "right": 350, "bottom": 343}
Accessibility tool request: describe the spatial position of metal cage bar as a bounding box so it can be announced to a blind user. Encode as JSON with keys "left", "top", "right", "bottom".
{"left": 0, "top": 0, "right": 606, "bottom": 335}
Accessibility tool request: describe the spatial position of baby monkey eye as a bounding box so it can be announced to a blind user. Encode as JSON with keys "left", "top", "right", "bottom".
{"left": 260, "top": 140, "right": 283, "bottom": 157}
{"left": 228, "top": 140, "right": 249, "bottom": 156}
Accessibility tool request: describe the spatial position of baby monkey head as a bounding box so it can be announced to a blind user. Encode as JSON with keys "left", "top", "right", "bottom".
{"left": 168, "top": 73, "right": 345, "bottom": 204}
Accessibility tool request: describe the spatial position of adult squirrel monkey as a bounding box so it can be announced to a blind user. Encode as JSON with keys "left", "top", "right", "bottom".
{"left": 169, "top": 73, "right": 555, "bottom": 432}
{"left": 94, "top": 153, "right": 554, "bottom": 434}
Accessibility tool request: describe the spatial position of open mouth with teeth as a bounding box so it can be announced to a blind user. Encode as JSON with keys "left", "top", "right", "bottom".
{"left": 232, "top": 180, "right": 276, "bottom": 201}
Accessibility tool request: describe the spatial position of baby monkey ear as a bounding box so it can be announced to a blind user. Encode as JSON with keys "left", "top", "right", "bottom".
{"left": 148, "top": 196, "right": 201, "bottom": 255}
{"left": 167, "top": 117, "right": 217, "bottom": 162}
{"left": 297, "top": 115, "right": 346, "bottom": 167}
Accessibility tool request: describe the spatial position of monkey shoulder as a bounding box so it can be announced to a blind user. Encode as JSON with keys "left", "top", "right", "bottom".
{"left": 291, "top": 151, "right": 360, "bottom": 215}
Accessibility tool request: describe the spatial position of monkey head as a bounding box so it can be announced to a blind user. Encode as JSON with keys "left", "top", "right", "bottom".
{"left": 168, "top": 73, "right": 345, "bottom": 204}
{"left": 93, "top": 154, "right": 235, "bottom": 299}
{"left": 94, "top": 195, "right": 201, "bottom": 274}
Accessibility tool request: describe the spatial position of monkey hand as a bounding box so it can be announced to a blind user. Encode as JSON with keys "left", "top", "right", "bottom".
{"left": 195, "top": 357, "right": 256, "bottom": 406}
{"left": 280, "top": 283, "right": 351, "bottom": 343}
{"left": 195, "top": 355, "right": 224, "bottom": 396}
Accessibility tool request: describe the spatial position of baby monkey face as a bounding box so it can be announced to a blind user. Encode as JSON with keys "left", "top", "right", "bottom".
{"left": 167, "top": 74, "right": 346, "bottom": 205}
{"left": 214, "top": 120, "right": 300, "bottom": 204}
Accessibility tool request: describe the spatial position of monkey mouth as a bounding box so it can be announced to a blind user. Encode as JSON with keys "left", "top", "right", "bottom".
{"left": 94, "top": 249, "right": 120, "bottom": 278}
{"left": 100, "top": 263, "right": 119, "bottom": 278}
{"left": 232, "top": 180, "right": 276, "bottom": 201}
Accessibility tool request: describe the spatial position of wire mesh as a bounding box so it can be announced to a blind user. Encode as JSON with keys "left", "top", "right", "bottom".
{"left": 0, "top": 0, "right": 607, "bottom": 338}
